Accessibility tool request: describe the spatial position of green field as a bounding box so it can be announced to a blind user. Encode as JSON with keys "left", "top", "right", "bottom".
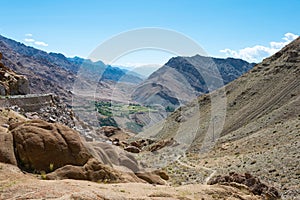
{"left": 95, "top": 101, "right": 157, "bottom": 118}
{"left": 95, "top": 101, "right": 175, "bottom": 132}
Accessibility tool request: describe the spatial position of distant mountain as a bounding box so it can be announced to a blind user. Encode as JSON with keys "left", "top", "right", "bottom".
{"left": 115, "top": 64, "right": 161, "bottom": 78}
{"left": 132, "top": 55, "right": 255, "bottom": 107}
{"left": 0, "top": 35, "right": 143, "bottom": 102}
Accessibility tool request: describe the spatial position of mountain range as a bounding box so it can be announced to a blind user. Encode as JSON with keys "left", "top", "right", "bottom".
{"left": 132, "top": 55, "right": 255, "bottom": 107}
{"left": 0, "top": 34, "right": 255, "bottom": 109}
{"left": 0, "top": 34, "right": 143, "bottom": 102}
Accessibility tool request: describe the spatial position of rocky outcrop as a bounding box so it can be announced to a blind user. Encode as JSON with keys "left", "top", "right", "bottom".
{"left": 135, "top": 171, "right": 166, "bottom": 185}
{"left": 10, "top": 119, "right": 91, "bottom": 172}
{"left": 24, "top": 95, "right": 75, "bottom": 127}
{"left": 148, "top": 138, "right": 177, "bottom": 152}
{"left": 0, "top": 52, "right": 30, "bottom": 95}
{"left": 46, "top": 158, "right": 123, "bottom": 182}
{"left": 0, "top": 110, "right": 167, "bottom": 185}
{"left": 99, "top": 126, "right": 121, "bottom": 137}
{"left": 0, "top": 108, "right": 26, "bottom": 165}
{"left": 208, "top": 172, "right": 280, "bottom": 199}
{"left": 124, "top": 146, "right": 141, "bottom": 153}
{"left": 0, "top": 129, "right": 17, "bottom": 165}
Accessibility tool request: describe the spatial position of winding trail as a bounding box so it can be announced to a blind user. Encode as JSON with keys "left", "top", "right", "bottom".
{"left": 176, "top": 154, "right": 216, "bottom": 184}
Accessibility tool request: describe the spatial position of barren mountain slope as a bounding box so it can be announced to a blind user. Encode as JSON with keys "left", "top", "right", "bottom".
{"left": 132, "top": 55, "right": 254, "bottom": 107}
{"left": 0, "top": 35, "right": 143, "bottom": 104}
{"left": 144, "top": 37, "right": 300, "bottom": 198}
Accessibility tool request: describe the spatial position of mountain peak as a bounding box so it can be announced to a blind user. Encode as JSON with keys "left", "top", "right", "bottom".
{"left": 133, "top": 55, "right": 255, "bottom": 107}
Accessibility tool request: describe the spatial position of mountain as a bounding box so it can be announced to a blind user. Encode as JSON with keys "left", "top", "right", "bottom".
{"left": 141, "top": 37, "right": 300, "bottom": 198}
{"left": 0, "top": 35, "right": 143, "bottom": 102}
{"left": 115, "top": 64, "right": 161, "bottom": 78}
{"left": 132, "top": 55, "right": 255, "bottom": 107}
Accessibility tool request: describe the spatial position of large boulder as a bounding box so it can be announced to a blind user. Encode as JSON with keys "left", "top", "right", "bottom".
{"left": 88, "top": 141, "right": 140, "bottom": 173}
{"left": 208, "top": 172, "right": 280, "bottom": 199}
{"left": 3, "top": 113, "right": 167, "bottom": 185}
{"left": 10, "top": 119, "right": 91, "bottom": 172}
{"left": 0, "top": 108, "right": 26, "bottom": 165}
{"left": 135, "top": 171, "right": 166, "bottom": 185}
{"left": 0, "top": 129, "right": 17, "bottom": 165}
{"left": 46, "top": 158, "right": 123, "bottom": 182}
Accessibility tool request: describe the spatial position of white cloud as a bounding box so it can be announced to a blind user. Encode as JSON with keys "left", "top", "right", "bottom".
{"left": 34, "top": 41, "right": 48, "bottom": 47}
{"left": 25, "top": 33, "right": 33, "bottom": 37}
{"left": 220, "top": 32, "right": 299, "bottom": 63}
{"left": 24, "top": 38, "right": 35, "bottom": 43}
{"left": 24, "top": 33, "right": 49, "bottom": 47}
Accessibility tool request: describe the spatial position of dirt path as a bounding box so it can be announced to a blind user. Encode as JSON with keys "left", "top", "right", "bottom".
{"left": 176, "top": 154, "right": 217, "bottom": 184}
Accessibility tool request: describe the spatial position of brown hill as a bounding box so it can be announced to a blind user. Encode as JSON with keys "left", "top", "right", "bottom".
{"left": 132, "top": 55, "right": 254, "bottom": 108}
{"left": 140, "top": 37, "right": 300, "bottom": 198}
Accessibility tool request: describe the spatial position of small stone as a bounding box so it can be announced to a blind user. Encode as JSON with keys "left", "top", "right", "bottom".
{"left": 1, "top": 124, "right": 9, "bottom": 128}
{"left": 124, "top": 146, "right": 141, "bottom": 153}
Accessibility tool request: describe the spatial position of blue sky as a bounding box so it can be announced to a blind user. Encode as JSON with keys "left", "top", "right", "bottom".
{"left": 0, "top": 0, "right": 299, "bottom": 67}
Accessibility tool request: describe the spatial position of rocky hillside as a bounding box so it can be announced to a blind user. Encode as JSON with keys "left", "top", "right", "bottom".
{"left": 0, "top": 52, "right": 29, "bottom": 95}
{"left": 0, "top": 108, "right": 170, "bottom": 184}
{"left": 132, "top": 55, "right": 255, "bottom": 107}
{"left": 0, "top": 35, "right": 143, "bottom": 103}
{"left": 0, "top": 108, "right": 273, "bottom": 200}
{"left": 141, "top": 37, "right": 300, "bottom": 198}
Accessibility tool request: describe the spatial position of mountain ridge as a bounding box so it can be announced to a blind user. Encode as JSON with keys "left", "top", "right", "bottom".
{"left": 132, "top": 54, "right": 255, "bottom": 107}
{"left": 142, "top": 37, "right": 300, "bottom": 198}
{"left": 0, "top": 34, "right": 144, "bottom": 103}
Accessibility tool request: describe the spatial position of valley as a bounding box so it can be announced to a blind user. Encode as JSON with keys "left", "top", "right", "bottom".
{"left": 0, "top": 25, "right": 299, "bottom": 200}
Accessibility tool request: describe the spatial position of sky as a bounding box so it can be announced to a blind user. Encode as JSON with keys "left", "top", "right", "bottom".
{"left": 0, "top": 0, "right": 299, "bottom": 69}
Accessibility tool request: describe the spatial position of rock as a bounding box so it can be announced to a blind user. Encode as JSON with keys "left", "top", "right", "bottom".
{"left": 49, "top": 116, "right": 57, "bottom": 123}
{"left": 208, "top": 172, "right": 280, "bottom": 199}
{"left": 1, "top": 124, "right": 9, "bottom": 128}
{"left": 124, "top": 146, "right": 141, "bottom": 154}
{"left": 0, "top": 58, "right": 30, "bottom": 95}
{"left": 88, "top": 141, "right": 140, "bottom": 173}
{"left": 10, "top": 119, "right": 91, "bottom": 172}
{"left": 47, "top": 165, "right": 86, "bottom": 180}
{"left": 16, "top": 76, "right": 30, "bottom": 95}
{"left": 130, "top": 141, "right": 142, "bottom": 148}
{"left": 135, "top": 171, "right": 166, "bottom": 185}
{"left": 0, "top": 83, "right": 5, "bottom": 95}
{"left": 1, "top": 110, "right": 167, "bottom": 185}
{"left": 0, "top": 108, "right": 26, "bottom": 165}
{"left": 148, "top": 138, "right": 177, "bottom": 152}
{"left": 100, "top": 126, "right": 121, "bottom": 137}
{"left": 118, "top": 156, "right": 140, "bottom": 172}
{"left": 47, "top": 158, "right": 122, "bottom": 183}
{"left": 0, "top": 130, "right": 17, "bottom": 165}
{"left": 154, "top": 170, "right": 169, "bottom": 180}
{"left": 112, "top": 138, "right": 120, "bottom": 146}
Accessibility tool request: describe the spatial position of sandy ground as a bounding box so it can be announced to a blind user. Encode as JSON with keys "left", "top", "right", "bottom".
{"left": 0, "top": 163, "right": 261, "bottom": 200}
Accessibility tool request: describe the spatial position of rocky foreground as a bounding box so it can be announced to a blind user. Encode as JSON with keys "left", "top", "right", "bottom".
{"left": 0, "top": 107, "right": 280, "bottom": 200}
{"left": 0, "top": 162, "right": 265, "bottom": 200}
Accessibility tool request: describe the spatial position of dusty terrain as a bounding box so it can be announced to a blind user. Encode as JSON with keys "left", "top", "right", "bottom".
{"left": 0, "top": 163, "right": 263, "bottom": 200}
{"left": 138, "top": 38, "right": 300, "bottom": 199}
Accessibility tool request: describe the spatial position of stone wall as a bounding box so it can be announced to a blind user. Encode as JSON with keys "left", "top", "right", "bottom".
{"left": 0, "top": 94, "right": 54, "bottom": 112}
